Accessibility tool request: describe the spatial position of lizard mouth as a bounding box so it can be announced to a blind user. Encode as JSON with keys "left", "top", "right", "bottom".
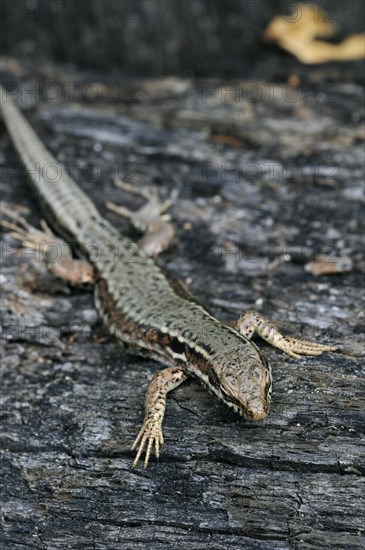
{"left": 248, "top": 407, "right": 268, "bottom": 421}
{"left": 229, "top": 401, "right": 268, "bottom": 420}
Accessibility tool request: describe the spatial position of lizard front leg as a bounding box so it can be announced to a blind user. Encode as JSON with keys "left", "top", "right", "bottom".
{"left": 235, "top": 310, "right": 337, "bottom": 359}
{"left": 131, "top": 365, "right": 188, "bottom": 469}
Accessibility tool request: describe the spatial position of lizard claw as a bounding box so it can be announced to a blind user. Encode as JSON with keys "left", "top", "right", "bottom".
{"left": 283, "top": 337, "right": 337, "bottom": 358}
{"left": 131, "top": 418, "right": 164, "bottom": 469}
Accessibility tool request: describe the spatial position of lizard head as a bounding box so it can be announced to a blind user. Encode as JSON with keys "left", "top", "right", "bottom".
{"left": 207, "top": 346, "right": 272, "bottom": 421}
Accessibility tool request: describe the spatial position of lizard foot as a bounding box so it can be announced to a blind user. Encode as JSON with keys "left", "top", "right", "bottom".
{"left": 131, "top": 417, "right": 164, "bottom": 469}
{"left": 278, "top": 337, "right": 337, "bottom": 359}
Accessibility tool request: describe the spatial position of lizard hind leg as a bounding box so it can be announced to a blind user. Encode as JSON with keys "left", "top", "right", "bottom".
{"left": 0, "top": 201, "right": 94, "bottom": 287}
{"left": 235, "top": 310, "right": 337, "bottom": 359}
{"left": 106, "top": 179, "right": 176, "bottom": 257}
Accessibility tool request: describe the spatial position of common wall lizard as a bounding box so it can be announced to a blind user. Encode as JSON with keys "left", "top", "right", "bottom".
{"left": 0, "top": 85, "right": 336, "bottom": 468}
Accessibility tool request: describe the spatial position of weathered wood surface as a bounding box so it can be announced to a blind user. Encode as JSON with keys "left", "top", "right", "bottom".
{"left": 1, "top": 60, "right": 364, "bottom": 549}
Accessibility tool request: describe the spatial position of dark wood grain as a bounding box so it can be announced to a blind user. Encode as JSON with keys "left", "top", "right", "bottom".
{"left": 1, "top": 60, "right": 364, "bottom": 549}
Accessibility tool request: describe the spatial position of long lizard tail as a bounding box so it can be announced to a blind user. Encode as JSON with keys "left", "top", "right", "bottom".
{"left": 0, "top": 84, "right": 135, "bottom": 259}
